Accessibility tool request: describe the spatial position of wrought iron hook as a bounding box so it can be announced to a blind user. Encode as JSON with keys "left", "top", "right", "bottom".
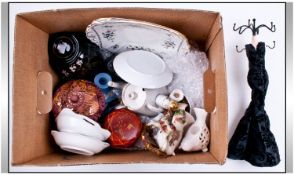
{"left": 266, "top": 41, "right": 276, "bottom": 49}
{"left": 235, "top": 41, "right": 276, "bottom": 53}
{"left": 236, "top": 45, "right": 246, "bottom": 53}
{"left": 233, "top": 19, "right": 253, "bottom": 35}
{"left": 233, "top": 18, "right": 276, "bottom": 36}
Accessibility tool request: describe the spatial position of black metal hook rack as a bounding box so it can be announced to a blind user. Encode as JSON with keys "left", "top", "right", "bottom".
{"left": 233, "top": 18, "right": 276, "bottom": 52}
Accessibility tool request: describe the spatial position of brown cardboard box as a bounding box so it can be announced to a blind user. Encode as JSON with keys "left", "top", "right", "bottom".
{"left": 12, "top": 8, "right": 228, "bottom": 166}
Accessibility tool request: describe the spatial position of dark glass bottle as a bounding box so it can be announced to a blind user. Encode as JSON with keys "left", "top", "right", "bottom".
{"left": 48, "top": 32, "right": 106, "bottom": 81}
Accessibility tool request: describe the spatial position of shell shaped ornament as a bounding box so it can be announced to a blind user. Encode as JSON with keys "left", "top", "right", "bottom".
{"left": 52, "top": 80, "right": 106, "bottom": 121}
{"left": 179, "top": 107, "right": 210, "bottom": 152}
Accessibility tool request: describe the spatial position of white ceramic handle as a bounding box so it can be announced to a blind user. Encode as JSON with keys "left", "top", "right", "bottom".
{"left": 107, "top": 81, "right": 125, "bottom": 89}
{"left": 146, "top": 103, "right": 163, "bottom": 113}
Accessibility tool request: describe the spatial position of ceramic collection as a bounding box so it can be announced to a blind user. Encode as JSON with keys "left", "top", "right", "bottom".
{"left": 50, "top": 17, "right": 210, "bottom": 157}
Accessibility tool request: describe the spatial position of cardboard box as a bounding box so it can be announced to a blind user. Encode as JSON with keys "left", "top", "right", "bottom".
{"left": 12, "top": 8, "right": 228, "bottom": 166}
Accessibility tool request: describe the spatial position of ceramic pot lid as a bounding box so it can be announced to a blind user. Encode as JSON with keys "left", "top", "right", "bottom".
{"left": 113, "top": 50, "right": 173, "bottom": 89}
{"left": 122, "top": 84, "right": 146, "bottom": 110}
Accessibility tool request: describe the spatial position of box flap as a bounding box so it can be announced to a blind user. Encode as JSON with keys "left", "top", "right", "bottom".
{"left": 205, "top": 14, "right": 223, "bottom": 52}
{"left": 207, "top": 29, "right": 228, "bottom": 164}
{"left": 19, "top": 8, "right": 219, "bottom": 43}
{"left": 12, "top": 16, "right": 58, "bottom": 164}
{"left": 19, "top": 151, "right": 218, "bottom": 166}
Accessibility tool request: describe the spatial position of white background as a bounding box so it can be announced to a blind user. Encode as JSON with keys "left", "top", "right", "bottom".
{"left": 9, "top": 2, "right": 285, "bottom": 172}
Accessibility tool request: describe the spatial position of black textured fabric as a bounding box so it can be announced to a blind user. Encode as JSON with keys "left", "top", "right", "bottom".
{"left": 228, "top": 42, "right": 280, "bottom": 167}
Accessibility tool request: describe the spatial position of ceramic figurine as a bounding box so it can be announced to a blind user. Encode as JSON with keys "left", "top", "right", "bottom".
{"left": 48, "top": 32, "right": 107, "bottom": 81}
{"left": 52, "top": 80, "right": 106, "bottom": 121}
{"left": 179, "top": 107, "right": 210, "bottom": 152}
{"left": 146, "top": 104, "right": 194, "bottom": 156}
{"left": 103, "top": 108, "right": 142, "bottom": 148}
{"left": 155, "top": 95, "right": 180, "bottom": 111}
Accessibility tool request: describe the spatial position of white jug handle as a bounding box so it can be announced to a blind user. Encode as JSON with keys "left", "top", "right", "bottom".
{"left": 146, "top": 103, "right": 163, "bottom": 113}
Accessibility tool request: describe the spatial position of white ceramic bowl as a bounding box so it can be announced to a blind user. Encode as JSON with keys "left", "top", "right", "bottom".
{"left": 51, "top": 130, "right": 109, "bottom": 156}
{"left": 113, "top": 50, "right": 173, "bottom": 89}
{"left": 56, "top": 108, "right": 110, "bottom": 141}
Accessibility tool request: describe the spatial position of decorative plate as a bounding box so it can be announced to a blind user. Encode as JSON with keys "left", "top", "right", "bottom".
{"left": 113, "top": 50, "right": 173, "bottom": 89}
{"left": 85, "top": 17, "right": 191, "bottom": 59}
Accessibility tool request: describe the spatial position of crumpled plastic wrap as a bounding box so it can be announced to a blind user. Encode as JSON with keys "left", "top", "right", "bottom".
{"left": 163, "top": 48, "right": 209, "bottom": 111}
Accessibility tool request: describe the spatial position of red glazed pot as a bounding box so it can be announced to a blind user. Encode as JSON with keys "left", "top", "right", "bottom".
{"left": 52, "top": 80, "right": 105, "bottom": 121}
{"left": 104, "top": 109, "right": 142, "bottom": 148}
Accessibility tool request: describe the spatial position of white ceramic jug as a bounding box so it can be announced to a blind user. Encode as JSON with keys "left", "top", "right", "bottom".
{"left": 179, "top": 107, "right": 210, "bottom": 152}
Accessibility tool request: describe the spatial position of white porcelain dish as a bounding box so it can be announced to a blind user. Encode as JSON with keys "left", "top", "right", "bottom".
{"left": 51, "top": 130, "right": 109, "bottom": 156}
{"left": 113, "top": 50, "right": 173, "bottom": 89}
{"left": 85, "top": 17, "right": 190, "bottom": 59}
{"left": 56, "top": 108, "right": 111, "bottom": 141}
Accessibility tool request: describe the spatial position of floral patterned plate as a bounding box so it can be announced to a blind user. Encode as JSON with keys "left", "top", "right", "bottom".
{"left": 85, "top": 18, "right": 191, "bottom": 59}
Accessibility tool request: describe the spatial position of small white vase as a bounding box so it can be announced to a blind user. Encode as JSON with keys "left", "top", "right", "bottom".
{"left": 179, "top": 107, "right": 210, "bottom": 152}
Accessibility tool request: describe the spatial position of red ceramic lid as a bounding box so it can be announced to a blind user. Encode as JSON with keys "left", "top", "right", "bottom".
{"left": 52, "top": 80, "right": 105, "bottom": 121}
{"left": 104, "top": 109, "right": 142, "bottom": 148}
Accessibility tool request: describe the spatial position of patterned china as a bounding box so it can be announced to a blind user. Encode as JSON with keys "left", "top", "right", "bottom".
{"left": 86, "top": 18, "right": 191, "bottom": 59}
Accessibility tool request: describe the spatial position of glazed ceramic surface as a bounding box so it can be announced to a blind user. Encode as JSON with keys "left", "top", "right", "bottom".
{"left": 52, "top": 80, "right": 106, "bottom": 121}
{"left": 56, "top": 108, "right": 111, "bottom": 141}
{"left": 147, "top": 110, "right": 189, "bottom": 156}
{"left": 108, "top": 81, "right": 169, "bottom": 116}
{"left": 113, "top": 50, "right": 173, "bottom": 89}
{"left": 179, "top": 107, "right": 210, "bottom": 152}
{"left": 85, "top": 18, "right": 190, "bottom": 59}
{"left": 51, "top": 130, "right": 109, "bottom": 156}
{"left": 103, "top": 109, "right": 142, "bottom": 148}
